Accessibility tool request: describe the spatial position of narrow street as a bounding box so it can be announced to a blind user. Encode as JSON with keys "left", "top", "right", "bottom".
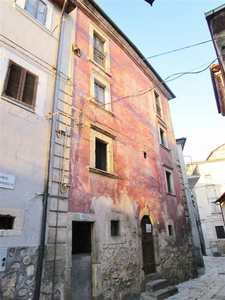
{"left": 167, "top": 256, "right": 225, "bottom": 300}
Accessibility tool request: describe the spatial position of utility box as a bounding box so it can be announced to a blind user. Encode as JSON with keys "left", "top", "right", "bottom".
{"left": 0, "top": 248, "right": 7, "bottom": 272}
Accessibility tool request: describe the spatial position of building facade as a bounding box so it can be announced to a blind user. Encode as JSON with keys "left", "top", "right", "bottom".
{"left": 186, "top": 144, "right": 225, "bottom": 256}
{"left": 0, "top": 0, "right": 75, "bottom": 299}
{"left": 67, "top": 1, "right": 196, "bottom": 299}
{"left": 1, "top": 0, "right": 197, "bottom": 299}
{"left": 206, "top": 4, "right": 225, "bottom": 116}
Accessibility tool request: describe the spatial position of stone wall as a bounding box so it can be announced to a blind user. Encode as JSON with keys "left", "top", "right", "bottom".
{"left": 0, "top": 247, "right": 38, "bottom": 300}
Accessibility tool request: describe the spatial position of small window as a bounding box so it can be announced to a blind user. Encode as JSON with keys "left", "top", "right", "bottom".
{"left": 111, "top": 220, "right": 120, "bottom": 236}
{"left": 93, "top": 33, "right": 105, "bottom": 67}
{"left": 215, "top": 226, "right": 225, "bottom": 239}
{"left": 0, "top": 215, "right": 15, "bottom": 230}
{"left": 154, "top": 91, "right": 162, "bottom": 117}
{"left": 168, "top": 225, "right": 173, "bottom": 236}
{"left": 144, "top": 151, "right": 147, "bottom": 159}
{"left": 94, "top": 81, "right": 106, "bottom": 108}
{"left": 211, "top": 203, "right": 221, "bottom": 214}
{"left": 95, "top": 138, "right": 107, "bottom": 171}
{"left": 159, "top": 128, "right": 167, "bottom": 147}
{"left": 25, "top": 0, "right": 47, "bottom": 24}
{"left": 4, "top": 61, "right": 38, "bottom": 109}
{"left": 165, "top": 170, "right": 174, "bottom": 194}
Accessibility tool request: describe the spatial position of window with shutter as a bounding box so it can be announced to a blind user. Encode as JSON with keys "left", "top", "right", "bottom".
{"left": 4, "top": 61, "right": 38, "bottom": 109}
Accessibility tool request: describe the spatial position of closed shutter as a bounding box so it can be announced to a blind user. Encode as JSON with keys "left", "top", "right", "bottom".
{"left": 5, "top": 64, "right": 22, "bottom": 99}
{"left": 22, "top": 72, "right": 36, "bottom": 105}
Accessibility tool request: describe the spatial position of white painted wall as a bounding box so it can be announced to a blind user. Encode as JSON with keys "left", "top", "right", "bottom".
{"left": 0, "top": 0, "right": 61, "bottom": 247}
{"left": 193, "top": 158, "right": 225, "bottom": 255}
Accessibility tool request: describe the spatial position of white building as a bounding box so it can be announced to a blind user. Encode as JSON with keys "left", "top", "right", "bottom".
{"left": 0, "top": 0, "right": 75, "bottom": 298}
{"left": 186, "top": 144, "right": 225, "bottom": 256}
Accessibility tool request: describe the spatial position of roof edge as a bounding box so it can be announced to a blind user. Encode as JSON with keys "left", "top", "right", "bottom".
{"left": 86, "top": 0, "right": 176, "bottom": 100}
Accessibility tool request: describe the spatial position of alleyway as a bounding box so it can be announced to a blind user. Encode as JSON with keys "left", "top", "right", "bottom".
{"left": 167, "top": 256, "right": 225, "bottom": 300}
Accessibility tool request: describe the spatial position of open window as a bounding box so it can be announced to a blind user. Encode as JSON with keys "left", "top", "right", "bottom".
{"left": 89, "top": 125, "right": 117, "bottom": 178}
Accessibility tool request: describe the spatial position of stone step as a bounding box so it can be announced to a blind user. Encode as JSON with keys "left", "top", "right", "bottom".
{"left": 141, "top": 285, "right": 178, "bottom": 300}
{"left": 146, "top": 279, "right": 168, "bottom": 292}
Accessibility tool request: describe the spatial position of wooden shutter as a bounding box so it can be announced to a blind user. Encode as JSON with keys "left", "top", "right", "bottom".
{"left": 22, "top": 72, "right": 36, "bottom": 105}
{"left": 5, "top": 64, "right": 22, "bottom": 99}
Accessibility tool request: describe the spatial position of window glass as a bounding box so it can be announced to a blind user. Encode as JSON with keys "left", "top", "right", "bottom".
{"left": 93, "top": 33, "right": 105, "bottom": 67}
{"left": 36, "top": 0, "right": 46, "bottom": 23}
{"left": 26, "top": 0, "right": 36, "bottom": 16}
{"left": 94, "top": 82, "right": 105, "bottom": 107}
{"left": 25, "top": 0, "right": 46, "bottom": 24}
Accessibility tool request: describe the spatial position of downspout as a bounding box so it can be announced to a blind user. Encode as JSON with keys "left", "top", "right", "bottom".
{"left": 35, "top": 1, "right": 69, "bottom": 299}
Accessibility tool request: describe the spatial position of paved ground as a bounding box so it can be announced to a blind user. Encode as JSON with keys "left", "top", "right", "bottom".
{"left": 167, "top": 256, "right": 225, "bottom": 300}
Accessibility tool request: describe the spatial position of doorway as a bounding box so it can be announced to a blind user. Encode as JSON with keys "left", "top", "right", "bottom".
{"left": 141, "top": 215, "right": 155, "bottom": 274}
{"left": 71, "top": 221, "right": 92, "bottom": 300}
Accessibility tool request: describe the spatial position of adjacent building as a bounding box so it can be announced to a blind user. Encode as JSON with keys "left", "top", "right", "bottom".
{"left": 186, "top": 144, "right": 225, "bottom": 256}
{"left": 205, "top": 4, "right": 225, "bottom": 116}
{"left": 0, "top": 0, "right": 75, "bottom": 298}
{"left": 1, "top": 0, "right": 197, "bottom": 299}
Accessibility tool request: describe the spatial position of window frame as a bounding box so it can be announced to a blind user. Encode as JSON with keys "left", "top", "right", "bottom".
{"left": 89, "top": 71, "right": 112, "bottom": 112}
{"left": 215, "top": 225, "right": 225, "bottom": 239}
{"left": 164, "top": 167, "right": 175, "bottom": 195}
{"left": 25, "top": 0, "right": 47, "bottom": 25}
{"left": 89, "top": 24, "right": 110, "bottom": 72}
{"left": 3, "top": 60, "right": 38, "bottom": 110}
{"left": 159, "top": 127, "right": 168, "bottom": 148}
{"left": 89, "top": 125, "right": 117, "bottom": 178}
{"left": 154, "top": 90, "right": 163, "bottom": 118}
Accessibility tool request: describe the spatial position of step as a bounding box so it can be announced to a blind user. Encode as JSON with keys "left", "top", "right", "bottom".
{"left": 141, "top": 286, "right": 178, "bottom": 300}
{"left": 146, "top": 279, "right": 168, "bottom": 292}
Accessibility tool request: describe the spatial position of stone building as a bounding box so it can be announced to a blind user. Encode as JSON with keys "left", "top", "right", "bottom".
{"left": 0, "top": 0, "right": 197, "bottom": 299}
{"left": 186, "top": 144, "right": 225, "bottom": 256}
{"left": 68, "top": 1, "right": 196, "bottom": 299}
{"left": 0, "top": 0, "right": 75, "bottom": 299}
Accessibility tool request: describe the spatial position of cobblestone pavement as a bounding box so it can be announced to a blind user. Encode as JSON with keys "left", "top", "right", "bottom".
{"left": 167, "top": 256, "right": 225, "bottom": 300}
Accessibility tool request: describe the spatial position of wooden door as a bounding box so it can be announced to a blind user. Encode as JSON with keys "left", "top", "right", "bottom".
{"left": 141, "top": 216, "right": 155, "bottom": 274}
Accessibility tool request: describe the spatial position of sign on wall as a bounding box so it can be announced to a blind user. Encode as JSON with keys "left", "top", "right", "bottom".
{"left": 0, "top": 173, "right": 15, "bottom": 190}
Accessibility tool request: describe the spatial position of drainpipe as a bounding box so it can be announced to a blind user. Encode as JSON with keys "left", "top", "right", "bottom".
{"left": 35, "top": 1, "right": 69, "bottom": 299}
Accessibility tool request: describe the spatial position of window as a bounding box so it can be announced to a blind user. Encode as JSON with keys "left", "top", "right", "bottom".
{"left": 168, "top": 225, "right": 173, "bottom": 236}
{"left": 4, "top": 61, "right": 38, "bottom": 109}
{"left": 89, "top": 125, "right": 116, "bottom": 178}
{"left": 154, "top": 91, "right": 162, "bottom": 118}
{"left": 0, "top": 215, "right": 15, "bottom": 230}
{"left": 111, "top": 220, "right": 120, "bottom": 236}
{"left": 89, "top": 24, "right": 110, "bottom": 71}
{"left": 25, "top": 0, "right": 47, "bottom": 24}
{"left": 94, "top": 81, "right": 106, "bottom": 108}
{"left": 90, "top": 72, "right": 111, "bottom": 112}
{"left": 215, "top": 226, "right": 225, "bottom": 239}
{"left": 93, "top": 33, "right": 105, "bottom": 68}
{"left": 211, "top": 202, "right": 221, "bottom": 214}
{"left": 164, "top": 168, "right": 174, "bottom": 194}
{"left": 159, "top": 128, "right": 167, "bottom": 147}
{"left": 95, "top": 138, "right": 107, "bottom": 171}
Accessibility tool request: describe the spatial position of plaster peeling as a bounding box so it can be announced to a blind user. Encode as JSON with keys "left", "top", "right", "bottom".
{"left": 177, "top": 203, "right": 184, "bottom": 217}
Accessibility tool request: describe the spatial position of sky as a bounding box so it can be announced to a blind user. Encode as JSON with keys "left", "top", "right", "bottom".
{"left": 95, "top": 0, "right": 225, "bottom": 163}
